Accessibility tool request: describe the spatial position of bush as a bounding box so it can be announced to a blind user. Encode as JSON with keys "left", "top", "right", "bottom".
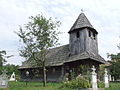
{"left": 63, "top": 76, "right": 90, "bottom": 89}
{"left": 98, "top": 81, "right": 104, "bottom": 88}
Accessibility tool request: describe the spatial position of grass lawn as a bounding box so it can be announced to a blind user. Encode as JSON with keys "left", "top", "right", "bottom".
{"left": 0, "top": 81, "right": 120, "bottom": 90}
{"left": 0, "top": 81, "right": 72, "bottom": 90}
{"left": 105, "top": 82, "right": 120, "bottom": 90}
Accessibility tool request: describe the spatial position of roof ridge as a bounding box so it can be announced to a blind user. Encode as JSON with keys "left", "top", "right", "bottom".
{"left": 48, "top": 44, "right": 69, "bottom": 51}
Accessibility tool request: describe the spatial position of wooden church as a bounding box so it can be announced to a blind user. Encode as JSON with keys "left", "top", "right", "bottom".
{"left": 19, "top": 12, "right": 106, "bottom": 82}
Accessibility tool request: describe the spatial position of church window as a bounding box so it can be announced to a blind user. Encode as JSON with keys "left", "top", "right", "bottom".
{"left": 76, "top": 31, "right": 79, "bottom": 38}
{"left": 89, "top": 30, "right": 91, "bottom": 37}
{"left": 93, "top": 33, "right": 96, "bottom": 39}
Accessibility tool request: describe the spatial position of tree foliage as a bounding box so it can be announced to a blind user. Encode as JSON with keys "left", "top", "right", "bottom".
{"left": 3, "top": 64, "right": 19, "bottom": 76}
{"left": 16, "top": 14, "right": 61, "bottom": 86}
{"left": 108, "top": 53, "right": 120, "bottom": 62}
{"left": 0, "top": 50, "right": 7, "bottom": 74}
{"left": 108, "top": 62, "right": 120, "bottom": 79}
{"left": 17, "top": 14, "right": 61, "bottom": 65}
{"left": 107, "top": 41, "right": 120, "bottom": 80}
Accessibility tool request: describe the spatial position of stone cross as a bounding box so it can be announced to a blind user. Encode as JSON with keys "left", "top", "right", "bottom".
{"left": 9, "top": 72, "right": 15, "bottom": 81}
{"left": 91, "top": 65, "right": 98, "bottom": 90}
{"left": 104, "top": 69, "right": 109, "bottom": 88}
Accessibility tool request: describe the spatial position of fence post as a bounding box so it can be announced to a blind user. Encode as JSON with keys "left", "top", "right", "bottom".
{"left": 91, "top": 65, "right": 98, "bottom": 90}
{"left": 104, "top": 68, "right": 109, "bottom": 88}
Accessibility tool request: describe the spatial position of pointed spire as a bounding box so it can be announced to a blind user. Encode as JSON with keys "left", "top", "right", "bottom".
{"left": 68, "top": 13, "right": 97, "bottom": 33}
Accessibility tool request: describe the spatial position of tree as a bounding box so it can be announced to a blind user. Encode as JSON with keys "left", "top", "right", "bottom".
{"left": 16, "top": 14, "right": 61, "bottom": 86}
{"left": 107, "top": 41, "right": 120, "bottom": 80}
{"left": 0, "top": 50, "right": 6, "bottom": 74}
{"left": 3, "top": 64, "right": 19, "bottom": 76}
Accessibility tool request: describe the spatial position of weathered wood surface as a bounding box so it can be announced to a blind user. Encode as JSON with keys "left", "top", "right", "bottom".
{"left": 69, "top": 28, "right": 98, "bottom": 56}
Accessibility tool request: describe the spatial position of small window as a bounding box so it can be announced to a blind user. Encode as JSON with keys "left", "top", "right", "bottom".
{"left": 89, "top": 30, "right": 91, "bottom": 37}
{"left": 93, "top": 33, "right": 96, "bottom": 39}
{"left": 76, "top": 31, "right": 79, "bottom": 38}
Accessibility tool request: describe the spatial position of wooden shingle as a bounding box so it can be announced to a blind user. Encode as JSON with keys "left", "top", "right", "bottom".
{"left": 68, "top": 13, "right": 98, "bottom": 34}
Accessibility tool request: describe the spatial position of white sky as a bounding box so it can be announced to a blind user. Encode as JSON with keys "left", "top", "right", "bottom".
{"left": 0, "top": 0, "right": 120, "bottom": 65}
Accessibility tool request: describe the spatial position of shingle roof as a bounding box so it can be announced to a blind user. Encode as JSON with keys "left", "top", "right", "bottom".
{"left": 45, "top": 44, "right": 69, "bottom": 66}
{"left": 66, "top": 51, "right": 105, "bottom": 64}
{"left": 19, "top": 44, "right": 106, "bottom": 69}
{"left": 68, "top": 13, "right": 98, "bottom": 34}
{"left": 19, "top": 45, "right": 69, "bottom": 69}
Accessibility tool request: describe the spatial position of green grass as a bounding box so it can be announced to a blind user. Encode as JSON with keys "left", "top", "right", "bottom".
{"left": 0, "top": 81, "right": 120, "bottom": 90}
{"left": 0, "top": 81, "right": 73, "bottom": 90}
{"left": 105, "top": 82, "right": 120, "bottom": 90}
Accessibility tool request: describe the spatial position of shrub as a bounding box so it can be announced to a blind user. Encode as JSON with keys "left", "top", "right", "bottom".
{"left": 98, "top": 81, "right": 104, "bottom": 88}
{"left": 63, "top": 76, "right": 90, "bottom": 89}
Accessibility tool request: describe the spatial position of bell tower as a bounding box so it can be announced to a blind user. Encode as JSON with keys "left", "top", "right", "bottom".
{"left": 68, "top": 13, "right": 98, "bottom": 56}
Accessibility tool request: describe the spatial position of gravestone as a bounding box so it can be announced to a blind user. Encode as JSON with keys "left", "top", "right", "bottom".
{"left": 104, "top": 69, "right": 109, "bottom": 88}
{"left": 9, "top": 72, "right": 15, "bottom": 81}
{"left": 112, "top": 76, "right": 115, "bottom": 81}
{"left": 109, "top": 75, "right": 112, "bottom": 81}
{"left": 91, "top": 65, "right": 98, "bottom": 90}
{"left": 0, "top": 70, "right": 8, "bottom": 88}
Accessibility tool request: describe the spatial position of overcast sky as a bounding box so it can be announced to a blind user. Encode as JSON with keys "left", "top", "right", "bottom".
{"left": 0, "top": 0, "right": 120, "bottom": 65}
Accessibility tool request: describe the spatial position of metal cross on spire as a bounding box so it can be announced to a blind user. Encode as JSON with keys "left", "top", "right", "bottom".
{"left": 81, "top": 9, "right": 83, "bottom": 13}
